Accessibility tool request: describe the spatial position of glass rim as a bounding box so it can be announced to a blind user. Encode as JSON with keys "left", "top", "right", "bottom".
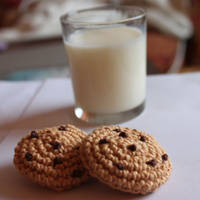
{"left": 60, "top": 5, "right": 145, "bottom": 26}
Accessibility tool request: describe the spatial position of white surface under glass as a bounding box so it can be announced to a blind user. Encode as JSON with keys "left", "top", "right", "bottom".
{"left": 0, "top": 73, "right": 200, "bottom": 199}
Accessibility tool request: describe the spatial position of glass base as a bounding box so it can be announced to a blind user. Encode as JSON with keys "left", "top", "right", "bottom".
{"left": 74, "top": 101, "right": 145, "bottom": 125}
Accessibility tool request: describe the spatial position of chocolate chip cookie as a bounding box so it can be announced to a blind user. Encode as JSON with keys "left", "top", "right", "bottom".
{"left": 80, "top": 126, "right": 172, "bottom": 194}
{"left": 14, "top": 124, "right": 89, "bottom": 191}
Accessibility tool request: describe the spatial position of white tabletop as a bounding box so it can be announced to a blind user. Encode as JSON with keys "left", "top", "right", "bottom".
{"left": 0, "top": 73, "right": 200, "bottom": 200}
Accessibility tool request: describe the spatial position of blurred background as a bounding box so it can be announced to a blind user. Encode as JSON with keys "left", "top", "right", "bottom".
{"left": 0, "top": 0, "right": 199, "bottom": 80}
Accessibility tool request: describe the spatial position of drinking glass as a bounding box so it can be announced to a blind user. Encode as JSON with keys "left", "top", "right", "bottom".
{"left": 60, "top": 5, "right": 146, "bottom": 124}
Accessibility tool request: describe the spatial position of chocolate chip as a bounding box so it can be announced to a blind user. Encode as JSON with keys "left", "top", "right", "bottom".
{"left": 115, "top": 163, "right": 124, "bottom": 170}
{"left": 139, "top": 135, "right": 146, "bottom": 142}
{"left": 50, "top": 141, "right": 61, "bottom": 150}
{"left": 71, "top": 170, "right": 83, "bottom": 178}
{"left": 53, "top": 157, "right": 63, "bottom": 167}
{"left": 99, "top": 139, "right": 109, "bottom": 145}
{"left": 113, "top": 129, "right": 121, "bottom": 132}
{"left": 58, "top": 126, "right": 66, "bottom": 131}
{"left": 30, "top": 131, "right": 38, "bottom": 139}
{"left": 127, "top": 144, "right": 137, "bottom": 152}
{"left": 75, "top": 146, "right": 80, "bottom": 150}
{"left": 146, "top": 159, "right": 157, "bottom": 167}
{"left": 119, "top": 132, "right": 127, "bottom": 138}
{"left": 25, "top": 152, "right": 32, "bottom": 161}
{"left": 162, "top": 154, "right": 168, "bottom": 161}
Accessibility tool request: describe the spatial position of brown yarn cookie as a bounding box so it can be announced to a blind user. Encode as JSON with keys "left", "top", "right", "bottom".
{"left": 14, "top": 124, "right": 89, "bottom": 191}
{"left": 80, "top": 126, "right": 172, "bottom": 194}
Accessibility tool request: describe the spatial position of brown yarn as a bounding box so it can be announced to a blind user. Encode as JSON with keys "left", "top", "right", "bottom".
{"left": 14, "top": 124, "right": 89, "bottom": 191}
{"left": 80, "top": 126, "right": 172, "bottom": 194}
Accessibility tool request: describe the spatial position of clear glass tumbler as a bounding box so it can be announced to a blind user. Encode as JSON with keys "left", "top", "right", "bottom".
{"left": 60, "top": 5, "right": 146, "bottom": 124}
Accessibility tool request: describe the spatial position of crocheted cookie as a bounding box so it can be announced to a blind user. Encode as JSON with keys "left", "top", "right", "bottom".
{"left": 14, "top": 124, "right": 89, "bottom": 191}
{"left": 80, "top": 126, "right": 172, "bottom": 194}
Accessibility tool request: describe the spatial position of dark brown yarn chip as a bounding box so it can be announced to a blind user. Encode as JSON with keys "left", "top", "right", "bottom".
{"left": 115, "top": 163, "right": 124, "bottom": 170}
{"left": 53, "top": 157, "right": 63, "bottom": 167}
{"left": 99, "top": 139, "right": 109, "bottom": 145}
{"left": 75, "top": 146, "right": 80, "bottom": 150}
{"left": 30, "top": 131, "right": 38, "bottom": 139}
{"left": 127, "top": 144, "right": 137, "bottom": 152}
{"left": 58, "top": 126, "right": 66, "bottom": 131}
{"left": 25, "top": 152, "right": 33, "bottom": 161}
{"left": 162, "top": 154, "right": 168, "bottom": 161}
{"left": 139, "top": 135, "right": 146, "bottom": 142}
{"left": 50, "top": 141, "right": 61, "bottom": 150}
{"left": 119, "top": 132, "right": 127, "bottom": 138}
{"left": 146, "top": 159, "right": 157, "bottom": 167}
{"left": 113, "top": 129, "right": 121, "bottom": 132}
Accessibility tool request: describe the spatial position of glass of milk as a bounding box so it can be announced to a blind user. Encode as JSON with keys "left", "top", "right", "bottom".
{"left": 60, "top": 5, "right": 146, "bottom": 124}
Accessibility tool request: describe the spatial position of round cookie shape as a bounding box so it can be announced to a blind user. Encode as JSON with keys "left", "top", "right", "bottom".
{"left": 14, "top": 124, "right": 89, "bottom": 191}
{"left": 80, "top": 126, "right": 172, "bottom": 194}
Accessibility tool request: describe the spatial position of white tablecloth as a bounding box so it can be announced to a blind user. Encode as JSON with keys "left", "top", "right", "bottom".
{"left": 0, "top": 73, "right": 200, "bottom": 200}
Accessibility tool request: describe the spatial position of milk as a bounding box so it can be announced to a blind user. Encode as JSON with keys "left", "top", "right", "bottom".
{"left": 65, "top": 26, "right": 146, "bottom": 114}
